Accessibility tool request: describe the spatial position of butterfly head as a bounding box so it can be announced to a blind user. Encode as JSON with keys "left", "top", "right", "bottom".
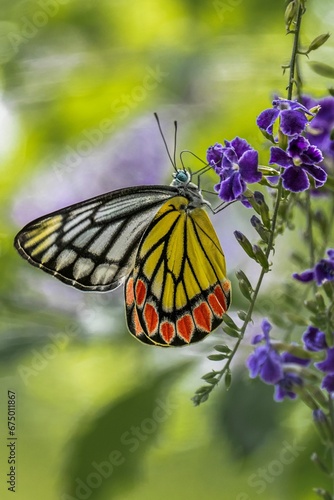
{"left": 171, "top": 169, "right": 191, "bottom": 187}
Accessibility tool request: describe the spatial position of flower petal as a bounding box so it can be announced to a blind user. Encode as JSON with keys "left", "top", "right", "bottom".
{"left": 302, "top": 326, "right": 327, "bottom": 351}
{"left": 292, "top": 269, "right": 315, "bottom": 283}
{"left": 314, "top": 259, "right": 334, "bottom": 285}
{"left": 300, "top": 144, "right": 324, "bottom": 165}
{"left": 327, "top": 249, "right": 334, "bottom": 260}
{"left": 280, "top": 109, "right": 308, "bottom": 136}
{"left": 207, "top": 143, "right": 224, "bottom": 172}
{"left": 229, "top": 137, "right": 252, "bottom": 158}
{"left": 281, "top": 166, "right": 310, "bottom": 192}
{"left": 269, "top": 147, "right": 293, "bottom": 168}
{"left": 315, "top": 347, "right": 334, "bottom": 373}
{"left": 260, "top": 349, "right": 284, "bottom": 384}
{"left": 287, "top": 135, "right": 309, "bottom": 156}
{"left": 322, "top": 373, "right": 334, "bottom": 393}
{"left": 257, "top": 108, "right": 280, "bottom": 134}
{"left": 218, "top": 172, "right": 245, "bottom": 201}
{"left": 302, "top": 164, "right": 327, "bottom": 188}
{"left": 247, "top": 346, "right": 268, "bottom": 378}
{"left": 238, "top": 149, "right": 262, "bottom": 183}
{"left": 282, "top": 351, "right": 310, "bottom": 366}
{"left": 274, "top": 374, "right": 302, "bottom": 401}
{"left": 261, "top": 319, "right": 272, "bottom": 339}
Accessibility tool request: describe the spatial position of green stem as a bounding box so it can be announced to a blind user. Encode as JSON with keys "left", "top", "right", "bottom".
{"left": 287, "top": 3, "right": 303, "bottom": 100}
{"left": 195, "top": 2, "right": 307, "bottom": 406}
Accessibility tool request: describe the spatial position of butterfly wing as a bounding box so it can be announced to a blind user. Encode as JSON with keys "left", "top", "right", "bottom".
{"left": 14, "top": 186, "right": 178, "bottom": 292}
{"left": 125, "top": 195, "right": 231, "bottom": 346}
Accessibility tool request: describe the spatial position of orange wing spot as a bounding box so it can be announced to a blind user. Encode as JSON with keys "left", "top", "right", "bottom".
{"left": 143, "top": 303, "right": 159, "bottom": 336}
{"left": 160, "top": 322, "right": 175, "bottom": 344}
{"left": 213, "top": 284, "right": 228, "bottom": 310}
{"left": 193, "top": 302, "right": 212, "bottom": 333}
{"left": 208, "top": 293, "right": 224, "bottom": 318}
{"left": 135, "top": 279, "right": 147, "bottom": 306}
{"left": 176, "top": 314, "right": 194, "bottom": 343}
{"left": 133, "top": 308, "right": 144, "bottom": 337}
{"left": 222, "top": 280, "right": 231, "bottom": 294}
{"left": 125, "top": 277, "right": 135, "bottom": 306}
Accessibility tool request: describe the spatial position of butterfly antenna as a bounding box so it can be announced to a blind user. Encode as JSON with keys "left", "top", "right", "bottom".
{"left": 154, "top": 112, "right": 177, "bottom": 172}
{"left": 173, "top": 120, "right": 179, "bottom": 171}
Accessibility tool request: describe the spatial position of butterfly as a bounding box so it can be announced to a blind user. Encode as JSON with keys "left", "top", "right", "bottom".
{"left": 14, "top": 136, "right": 231, "bottom": 347}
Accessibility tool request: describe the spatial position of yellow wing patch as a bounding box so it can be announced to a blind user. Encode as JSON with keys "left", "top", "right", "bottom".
{"left": 125, "top": 196, "right": 231, "bottom": 347}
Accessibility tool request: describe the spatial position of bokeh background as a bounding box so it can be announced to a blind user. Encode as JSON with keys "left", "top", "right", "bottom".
{"left": 0, "top": 1, "right": 333, "bottom": 499}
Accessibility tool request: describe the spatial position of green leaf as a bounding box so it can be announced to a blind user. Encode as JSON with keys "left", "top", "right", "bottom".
{"left": 208, "top": 353, "right": 228, "bottom": 361}
{"left": 222, "top": 314, "right": 240, "bottom": 331}
{"left": 308, "top": 61, "right": 334, "bottom": 79}
{"left": 224, "top": 368, "right": 232, "bottom": 389}
{"left": 237, "top": 310, "right": 248, "bottom": 321}
{"left": 223, "top": 326, "right": 240, "bottom": 338}
{"left": 62, "top": 364, "right": 191, "bottom": 500}
{"left": 214, "top": 344, "right": 232, "bottom": 354}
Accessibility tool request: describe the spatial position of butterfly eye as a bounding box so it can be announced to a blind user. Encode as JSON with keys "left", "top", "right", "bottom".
{"left": 172, "top": 170, "right": 191, "bottom": 186}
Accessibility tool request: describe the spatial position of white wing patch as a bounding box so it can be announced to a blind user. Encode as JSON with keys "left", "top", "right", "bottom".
{"left": 14, "top": 186, "right": 178, "bottom": 292}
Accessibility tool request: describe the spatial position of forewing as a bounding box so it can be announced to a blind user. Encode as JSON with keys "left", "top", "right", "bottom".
{"left": 125, "top": 196, "right": 231, "bottom": 346}
{"left": 14, "top": 186, "right": 178, "bottom": 291}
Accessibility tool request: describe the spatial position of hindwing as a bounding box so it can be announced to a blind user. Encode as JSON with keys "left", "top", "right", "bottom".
{"left": 125, "top": 195, "right": 231, "bottom": 346}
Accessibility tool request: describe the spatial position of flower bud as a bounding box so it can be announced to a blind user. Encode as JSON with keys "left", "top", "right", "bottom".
{"left": 307, "top": 33, "right": 331, "bottom": 54}
{"left": 234, "top": 231, "right": 255, "bottom": 259}
{"left": 285, "top": 0, "right": 297, "bottom": 32}
{"left": 235, "top": 270, "right": 253, "bottom": 290}
{"left": 253, "top": 244, "right": 270, "bottom": 271}
{"left": 254, "top": 191, "right": 271, "bottom": 229}
{"left": 251, "top": 215, "right": 270, "bottom": 243}
{"left": 311, "top": 452, "right": 331, "bottom": 475}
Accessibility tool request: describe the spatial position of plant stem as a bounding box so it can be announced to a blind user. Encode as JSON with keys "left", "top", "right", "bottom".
{"left": 287, "top": 3, "right": 304, "bottom": 100}
{"left": 195, "top": 3, "right": 306, "bottom": 405}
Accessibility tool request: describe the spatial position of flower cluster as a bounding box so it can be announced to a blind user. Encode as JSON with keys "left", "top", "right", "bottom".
{"left": 206, "top": 137, "right": 261, "bottom": 203}
{"left": 247, "top": 319, "right": 334, "bottom": 401}
{"left": 258, "top": 98, "right": 327, "bottom": 192}
{"left": 207, "top": 98, "right": 327, "bottom": 201}
{"left": 247, "top": 319, "right": 310, "bottom": 401}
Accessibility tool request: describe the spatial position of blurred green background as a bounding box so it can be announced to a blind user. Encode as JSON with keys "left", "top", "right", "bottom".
{"left": 0, "top": 1, "right": 333, "bottom": 499}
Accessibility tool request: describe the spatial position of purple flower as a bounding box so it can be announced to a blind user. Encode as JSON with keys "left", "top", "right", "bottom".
{"left": 302, "top": 95, "right": 334, "bottom": 160}
{"left": 269, "top": 136, "right": 326, "bottom": 192}
{"left": 322, "top": 374, "right": 334, "bottom": 393}
{"left": 315, "top": 347, "right": 334, "bottom": 374}
{"left": 257, "top": 98, "right": 314, "bottom": 138}
{"left": 293, "top": 249, "right": 334, "bottom": 285}
{"left": 207, "top": 137, "right": 261, "bottom": 202}
{"left": 281, "top": 351, "right": 310, "bottom": 366}
{"left": 247, "top": 320, "right": 311, "bottom": 401}
{"left": 274, "top": 351, "right": 310, "bottom": 401}
{"left": 315, "top": 347, "right": 334, "bottom": 394}
{"left": 206, "top": 143, "right": 224, "bottom": 172}
{"left": 247, "top": 319, "right": 283, "bottom": 384}
{"left": 302, "top": 326, "right": 327, "bottom": 351}
{"left": 274, "top": 373, "right": 303, "bottom": 401}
